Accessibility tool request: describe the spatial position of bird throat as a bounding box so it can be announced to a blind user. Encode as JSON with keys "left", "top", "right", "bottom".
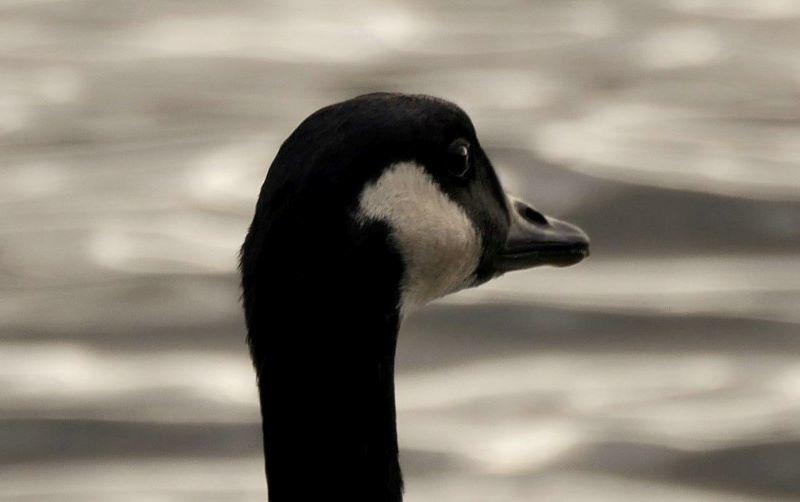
{"left": 249, "top": 224, "right": 407, "bottom": 502}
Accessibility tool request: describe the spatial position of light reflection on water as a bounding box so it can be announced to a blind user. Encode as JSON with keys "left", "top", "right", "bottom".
{"left": 2, "top": 0, "right": 800, "bottom": 500}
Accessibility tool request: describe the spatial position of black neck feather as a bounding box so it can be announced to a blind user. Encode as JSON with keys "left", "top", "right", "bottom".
{"left": 241, "top": 214, "right": 405, "bottom": 501}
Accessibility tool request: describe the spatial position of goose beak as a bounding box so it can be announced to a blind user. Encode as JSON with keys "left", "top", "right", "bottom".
{"left": 494, "top": 196, "right": 590, "bottom": 273}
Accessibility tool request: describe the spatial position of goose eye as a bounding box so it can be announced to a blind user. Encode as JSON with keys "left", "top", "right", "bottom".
{"left": 446, "top": 141, "right": 471, "bottom": 178}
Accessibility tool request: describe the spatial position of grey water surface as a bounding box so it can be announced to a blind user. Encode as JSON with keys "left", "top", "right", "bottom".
{"left": 2, "top": 0, "right": 800, "bottom": 500}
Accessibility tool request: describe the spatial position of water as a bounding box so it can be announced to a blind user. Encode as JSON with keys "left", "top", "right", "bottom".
{"left": 2, "top": 0, "right": 800, "bottom": 500}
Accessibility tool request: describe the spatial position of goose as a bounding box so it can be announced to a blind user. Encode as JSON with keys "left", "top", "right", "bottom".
{"left": 240, "top": 92, "right": 589, "bottom": 502}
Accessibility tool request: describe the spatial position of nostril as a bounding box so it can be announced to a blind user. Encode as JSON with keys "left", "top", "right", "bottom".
{"left": 519, "top": 204, "right": 548, "bottom": 226}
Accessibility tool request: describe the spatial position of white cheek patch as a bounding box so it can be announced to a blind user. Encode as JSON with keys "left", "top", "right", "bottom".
{"left": 358, "top": 162, "right": 482, "bottom": 315}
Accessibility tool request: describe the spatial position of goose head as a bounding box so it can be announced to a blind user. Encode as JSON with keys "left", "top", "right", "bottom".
{"left": 348, "top": 93, "right": 589, "bottom": 313}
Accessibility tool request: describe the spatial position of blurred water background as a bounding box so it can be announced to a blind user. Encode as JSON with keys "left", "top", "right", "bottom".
{"left": 2, "top": 0, "right": 800, "bottom": 500}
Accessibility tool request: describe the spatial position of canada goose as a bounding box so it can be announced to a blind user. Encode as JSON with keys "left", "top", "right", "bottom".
{"left": 240, "top": 93, "right": 589, "bottom": 501}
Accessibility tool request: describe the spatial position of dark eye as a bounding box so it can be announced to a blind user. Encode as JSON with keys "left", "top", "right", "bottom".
{"left": 446, "top": 140, "right": 471, "bottom": 178}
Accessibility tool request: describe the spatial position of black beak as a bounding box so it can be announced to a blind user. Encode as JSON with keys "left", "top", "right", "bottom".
{"left": 495, "top": 196, "right": 590, "bottom": 274}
